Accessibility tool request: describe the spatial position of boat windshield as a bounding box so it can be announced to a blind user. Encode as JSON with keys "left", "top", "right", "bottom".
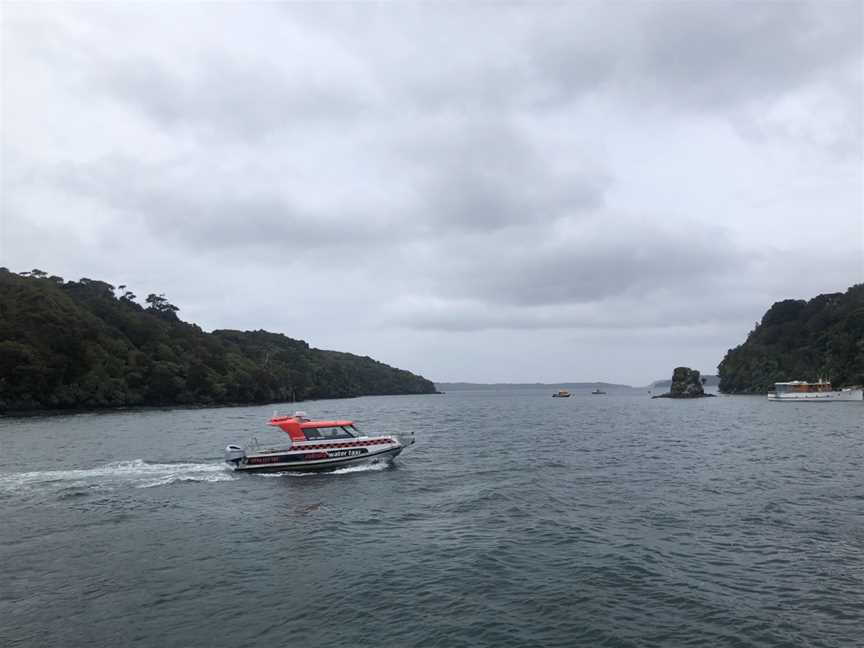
{"left": 302, "top": 426, "right": 357, "bottom": 441}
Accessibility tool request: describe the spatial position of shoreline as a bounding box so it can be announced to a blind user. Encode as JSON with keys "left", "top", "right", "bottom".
{"left": 0, "top": 391, "right": 438, "bottom": 419}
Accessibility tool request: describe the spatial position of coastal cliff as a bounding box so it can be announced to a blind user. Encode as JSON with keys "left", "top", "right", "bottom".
{"left": 718, "top": 284, "right": 864, "bottom": 394}
{"left": 0, "top": 269, "right": 436, "bottom": 413}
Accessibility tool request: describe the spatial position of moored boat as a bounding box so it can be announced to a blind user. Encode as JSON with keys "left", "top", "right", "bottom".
{"left": 768, "top": 380, "right": 863, "bottom": 402}
{"left": 225, "top": 412, "right": 414, "bottom": 472}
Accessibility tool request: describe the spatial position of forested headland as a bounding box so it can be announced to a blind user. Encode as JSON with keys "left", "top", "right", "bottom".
{"left": 718, "top": 284, "right": 864, "bottom": 394}
{"left": 0, "top": 269, "right": 436, "bottom": 413}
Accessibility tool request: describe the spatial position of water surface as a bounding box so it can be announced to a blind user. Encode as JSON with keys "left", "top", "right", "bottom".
{"left": 1, "top": 391, "right": 862, "bottom": 647}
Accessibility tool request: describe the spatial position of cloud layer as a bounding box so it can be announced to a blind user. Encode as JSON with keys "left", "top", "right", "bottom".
{"left": 2, "top": 2, "right": 862, "bottom": 383}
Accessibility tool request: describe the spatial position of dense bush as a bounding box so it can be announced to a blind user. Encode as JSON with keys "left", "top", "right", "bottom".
{"left": 718, "top": 284, "right": 864, "bottom": 394}
{"left": 0, "top": 269, "right": 435, "bottom": 412}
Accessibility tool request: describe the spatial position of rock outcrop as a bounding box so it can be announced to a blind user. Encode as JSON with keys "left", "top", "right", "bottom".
{"left": 652, "top": 367, "right": 715, "bottom": 398}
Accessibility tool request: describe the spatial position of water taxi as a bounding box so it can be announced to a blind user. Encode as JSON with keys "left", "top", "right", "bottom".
{"left": 224, "top": 412, "right": 414, "bottom": 472}
{"left": 768, "top": 380, "right": 863, "bottom": 402}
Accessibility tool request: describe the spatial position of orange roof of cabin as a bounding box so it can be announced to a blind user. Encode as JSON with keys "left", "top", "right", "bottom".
{"left": 299, "top": 420, "right": 354, "bottom": 428}
{"left": 268, "top": 416, "right": 355, "bottom": 441}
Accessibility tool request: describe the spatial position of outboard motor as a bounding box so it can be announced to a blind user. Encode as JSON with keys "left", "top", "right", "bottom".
{"left": 224, "top": 444, "right": 246, "bottom": 466}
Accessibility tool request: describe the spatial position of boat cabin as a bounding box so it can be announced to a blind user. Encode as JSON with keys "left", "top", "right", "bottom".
{"left": 772, "top": 380, "right": 832, "bottom": 394}
{"left": 269, "top": 412, "right": 362, "bottom": 442}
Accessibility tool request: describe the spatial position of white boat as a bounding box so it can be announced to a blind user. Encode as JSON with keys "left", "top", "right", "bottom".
{"left": 224, "top": 412, "right": 414, "bottom": 472}
{"left": 768, "top": 380, "right": 863, "bottom": 402}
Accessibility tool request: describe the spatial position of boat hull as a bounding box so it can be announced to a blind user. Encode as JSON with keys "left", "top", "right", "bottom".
{"left": 768, "top": 389, "right": 863, "bottom": 402}
{"left": 230, "top": 445, "right": 406, "bottom": 473}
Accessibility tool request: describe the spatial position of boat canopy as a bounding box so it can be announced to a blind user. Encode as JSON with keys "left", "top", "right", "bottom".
{"left": 269, "top": 415, "right": 357, "bottom": 441}
{"left": 299, "top": 420, "right": 354, "bottom": 429}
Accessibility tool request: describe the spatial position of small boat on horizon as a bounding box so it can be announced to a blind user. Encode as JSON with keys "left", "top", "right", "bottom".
{"left": 224, "top": 412, "right": 414, "bottom": 472}
{"left": 768, "top": 380, "right": 863, "bottom": 402}
{"left": 591, "top": 388, "right": 606, "bottom": 395}
{"left": 552, "top": 389, "right": 571, "bottom": 398}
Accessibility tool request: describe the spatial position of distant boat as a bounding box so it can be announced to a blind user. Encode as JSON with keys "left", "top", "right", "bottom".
{"left": 768, "top": 380, "right": 863, "bottom": 402}
{"left": 552, "top": 389, "right": 571, "bottom": 398}
{"left": 591, "top": 388, "right": 606, "bottom": 395}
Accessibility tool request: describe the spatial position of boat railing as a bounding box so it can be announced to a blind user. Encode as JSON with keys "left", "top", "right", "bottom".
{"left": 245, "top": 436, "right": 260, "bottom": 452}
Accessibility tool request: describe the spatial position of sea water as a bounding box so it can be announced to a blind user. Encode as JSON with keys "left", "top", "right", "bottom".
{"left": 1, "top": 390, "right": 861, "bottom": 647}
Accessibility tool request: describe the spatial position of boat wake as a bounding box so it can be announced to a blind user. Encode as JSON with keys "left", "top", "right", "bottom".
{"left": 0, "top": 459, "right": 235, "bottom": 494}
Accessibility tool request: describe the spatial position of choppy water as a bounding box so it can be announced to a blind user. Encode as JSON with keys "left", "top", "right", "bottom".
{"left": 1, "top": 390, "right": 862, "bottom": 647}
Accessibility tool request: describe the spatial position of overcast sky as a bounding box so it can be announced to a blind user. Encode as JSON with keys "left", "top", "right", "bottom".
{"left": 1, "top": 2, "right": 862, "bottom": 385}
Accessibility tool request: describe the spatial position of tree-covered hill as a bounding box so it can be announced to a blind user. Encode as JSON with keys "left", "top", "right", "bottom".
{"left": 0, "top": 269, "right": 436, "bottom": 412}
{"left": 718, "top": 284, "right": 864, "bottom": 394}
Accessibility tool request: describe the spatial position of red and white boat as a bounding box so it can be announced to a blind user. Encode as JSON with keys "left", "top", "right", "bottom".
{"left": 224, "top": 412, "right": 414, "bottom": 473}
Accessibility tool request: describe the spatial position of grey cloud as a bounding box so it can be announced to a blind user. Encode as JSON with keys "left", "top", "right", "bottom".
{"left": 48, "top": 1, "right": 860, "bottom": 156}
{"left": 517, "top": 2, "right": 862, "bottom": 120}
{"left": 49, "top": 111, "right": 610, "bottom": 252}
{"left": 51, "top": 156, "right": 384, "bottom": 251}
{"left": 637, "top": 3, "right": 862, "bottom": 109}
{"left": 402, "top": 122, "right": 608, "bottom": 231}
{"left": 94, "top": 52, "right": 375, "bottom": 142}
{"left": 432, "top": 219, "right": 740, "bottom": 307}
{"left": 3, "top": 2, "right": 861, "bottom": 383}
{"left": 389, "top": 283, "right": 763, "bottom": 334}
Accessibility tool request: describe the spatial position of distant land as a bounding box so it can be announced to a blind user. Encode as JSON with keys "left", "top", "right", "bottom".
{"left": 436, "top": 382, "right": 644, "bottom": 393}
{"left": 437, "top": 378, "right": 719, "bottom": 392}
{"left": 0, "top": 269, "right": 436, "bottom": 413}
{"left": 650, "top": 375, "right": 719, "bottom": 389}
{"left": 719, "top": 284, "right": 863, "bottom": 394}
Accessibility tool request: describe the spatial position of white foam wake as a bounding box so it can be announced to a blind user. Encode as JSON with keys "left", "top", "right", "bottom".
{"left": 330, "top": 461, "right": 391, "bottom": 475}
{"left": 0, "top": 459, "right": 235, "bottom": 493}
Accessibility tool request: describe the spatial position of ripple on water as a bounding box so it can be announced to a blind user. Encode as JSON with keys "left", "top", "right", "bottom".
{"left": 1, "top": 392, "right": 862, "bottom": 648}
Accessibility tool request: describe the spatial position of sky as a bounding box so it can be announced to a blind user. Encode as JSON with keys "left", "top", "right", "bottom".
{"left": 1, "top": 2, "right": 862, "bottom": 385}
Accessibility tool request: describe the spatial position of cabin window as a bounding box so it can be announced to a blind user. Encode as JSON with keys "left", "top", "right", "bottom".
{"left": 302, "top": 426, "right": 355, "bottom": 441}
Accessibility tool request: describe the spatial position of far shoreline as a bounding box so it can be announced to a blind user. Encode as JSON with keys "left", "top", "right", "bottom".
{"left": 0, "top": 392, "right": 439, "bottom": 420}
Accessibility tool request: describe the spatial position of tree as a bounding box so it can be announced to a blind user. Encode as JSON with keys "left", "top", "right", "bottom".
{"left": 145, "top": 293, "right": 180, "bottom": 320}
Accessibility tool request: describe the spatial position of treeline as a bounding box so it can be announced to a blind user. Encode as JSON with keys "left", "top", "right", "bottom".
{"left": 0, "top": 269, "right": 436, "bottom": 412}
{"left": 718, "top": 284, "right": 864, "bottom": 394}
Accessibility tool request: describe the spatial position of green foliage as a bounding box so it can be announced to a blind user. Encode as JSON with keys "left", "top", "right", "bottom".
{"left": 718, "top": 284, "right": 864, "bottom": 393}
{"left": 0, "top": 269, "right": 436, "bottom": 412}
{"left": 145, "top": 293, "right": 180, "bottom": 321}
